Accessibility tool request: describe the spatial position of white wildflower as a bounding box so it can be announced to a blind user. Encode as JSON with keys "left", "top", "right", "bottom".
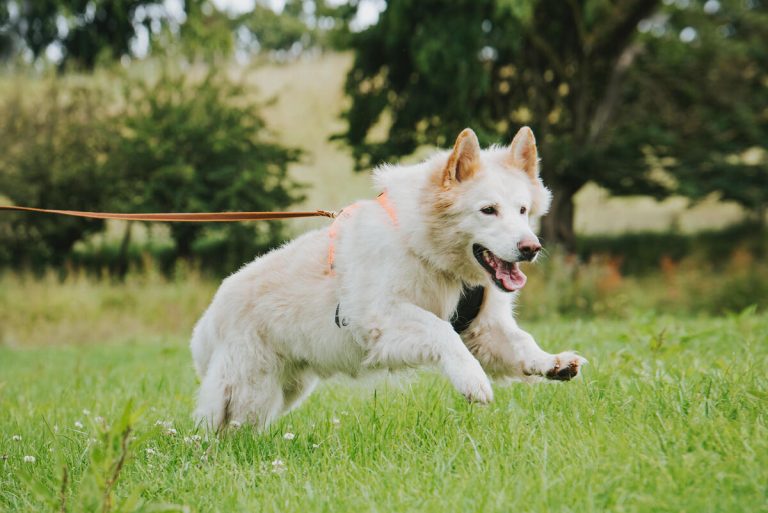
{"left": 53, "top": 425, "right": 59, "bottom": 433}
{"left": 312, "top": 443, "right": 320, "bottom": 449}
{"left": 74, "top": 421, "right": 84, "bottom": 429}
{"left": 154, "top": 420, "right": 173, "bottom": 430}
{"left": 23, "top": 455, "right": 35, "bottom": 463}
{"left": 271, "top": 459, "right": 286, "bottom": 473}
{"left": 82, "top": 409, "right": 90, "bottom": 416}
{"left": 332, "top": 417, "right": 341, "bottom": 426}
{"left": 145, "top": 448, "right": 157, "bottom": 456}
{"left": 283, "top": 432, "right": 295, "bottom": 440}
{"left": 229, "top": 420, "right": 242, "bottom": 429}
{"left": 94, "top": 416, "right": 104, "bottom": 424}
{"left": 11, "top": 435, "right": 21, "bottom": 442}
{"left": 164, "top": 428, "right": 177, "bottom": 436}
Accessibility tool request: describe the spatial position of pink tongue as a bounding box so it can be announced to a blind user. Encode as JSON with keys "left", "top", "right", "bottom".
{"left": 496, "top": 263, "right": 527, "bottom": 291}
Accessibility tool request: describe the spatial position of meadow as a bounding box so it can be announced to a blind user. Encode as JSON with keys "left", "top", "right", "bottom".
{"left": 1, "top": 53, "right": 766, "bottom": 513}
{"left": 1, "top": 270, "right": 767, "bottom": 512}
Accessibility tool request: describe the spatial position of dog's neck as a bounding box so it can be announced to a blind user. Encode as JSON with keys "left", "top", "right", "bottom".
{"left": 374, "top": 155, "right": 487, "bottom": 289}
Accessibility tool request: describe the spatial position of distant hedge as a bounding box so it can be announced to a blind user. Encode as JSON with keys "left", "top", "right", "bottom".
{"left": 576, "top": 222, "right": 767, "bottom": 275}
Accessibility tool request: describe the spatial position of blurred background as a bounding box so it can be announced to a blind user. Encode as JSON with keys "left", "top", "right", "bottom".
{"left": 0, "top": 0, "right": 766, "bottom": 346}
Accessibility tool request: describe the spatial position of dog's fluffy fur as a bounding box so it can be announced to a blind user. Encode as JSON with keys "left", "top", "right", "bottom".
{"left": 191, "top": 127, "right": 586, "bottom": 430}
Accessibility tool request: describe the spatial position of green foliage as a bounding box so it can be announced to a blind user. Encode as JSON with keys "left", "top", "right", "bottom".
{"left": 0, "top": 70, "right": 303, "bottom": 274}
{"left": 238, "top": 3, "right": 314, "bottom": 53}
{"left": 575, "top": 222, "right": 768, "bottom": 274}
{"left": 626, "top": 0, "right": 768, "bottom": 221}
{"left": 234, "top": 0, "right": 360, "bottom": 54}
{"left": 177, "top": 0, "right": 357, "bottom": 63}
{"left": 340, "top": 0, "right": 664, "bottom": 248}
{"left": 0, "top": 81, "right": 116, "bottom": 268}
{"left": 176, "top": 0, "right": 236, "bottom": 63}
{"left": 339, "top": 0, "right": 768, "bottom": 246}
{"left": 5, "top": 0, "right": 173, "bottom": 69}
{"left": 520, "top": 243, "right": 768, "bottom": 319}
{"left": 13, "top": 398, "right": 190, "bottom": 512}
{"left": 0, "top": 2, "right": 13, "bottom": 60}
{"left": 112, "top": 70, "right": 303, "bottom": 264}
{"left": 1, "top": 313, "right": 767, "bottom": 511}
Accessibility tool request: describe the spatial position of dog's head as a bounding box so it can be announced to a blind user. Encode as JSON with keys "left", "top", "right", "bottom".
{"left": 425, "top": 127, "right": 552, "bottom": 292}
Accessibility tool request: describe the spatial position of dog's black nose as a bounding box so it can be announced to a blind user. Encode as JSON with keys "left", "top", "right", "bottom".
{"left": 517, "top": 240, "right": 541, "bottom": 261}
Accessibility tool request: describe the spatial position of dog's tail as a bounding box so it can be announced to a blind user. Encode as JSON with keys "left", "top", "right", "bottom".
{"left": 190, "top": 309, "right": 215, "bottom": 378}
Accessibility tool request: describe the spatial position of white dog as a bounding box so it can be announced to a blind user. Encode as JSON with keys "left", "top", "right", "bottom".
{"left": 191, "top": 127, "right": 586, "bottom": 430}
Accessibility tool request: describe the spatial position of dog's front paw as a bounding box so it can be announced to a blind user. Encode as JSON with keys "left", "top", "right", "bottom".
{"left": 542, "top": 352, "right": 587, "bottom": 381}
{"left": 444, "top": 358, "right": 494, "bottom": 403}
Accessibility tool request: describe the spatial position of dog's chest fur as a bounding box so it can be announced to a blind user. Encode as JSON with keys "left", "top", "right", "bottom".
{"left": 399, "top": 255, "right": 464, "bottom": 321}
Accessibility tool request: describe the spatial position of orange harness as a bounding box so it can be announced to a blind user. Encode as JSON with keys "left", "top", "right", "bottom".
{"left": 326, "top": 191, "right": 398, "bottom": 275}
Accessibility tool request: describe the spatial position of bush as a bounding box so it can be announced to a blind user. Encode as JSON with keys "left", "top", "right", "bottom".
{"left": 518, "top": 245, "right": 767, "bottom": 321}
{"left": 112, "top": 70, "right": 303, "bottom": 262}
{"left": 576, "top": 222, "right": 768, "bottom": 275}
{"left": 0, "top": 68, "right": 302, "bottom": 275}
{"left": 0, "top": 80, "right": 117, "bottom": 270}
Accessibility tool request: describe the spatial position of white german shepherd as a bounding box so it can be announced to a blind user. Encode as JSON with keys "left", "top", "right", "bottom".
{"left": 191, "top": 127, "right": 586, "bottom": 430}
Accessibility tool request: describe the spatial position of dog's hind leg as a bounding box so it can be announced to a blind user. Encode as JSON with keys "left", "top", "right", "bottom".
{"left": 194, "top": 340, "right": 286, "bottom": 431}
{"left": 281, "top": 367, "right": 319, "bottom": 415}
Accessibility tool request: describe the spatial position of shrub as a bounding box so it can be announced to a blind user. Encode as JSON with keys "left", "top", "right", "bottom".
{"left": 0, "top": 68, "right": 302, "bottom": 275}
{"left": 0, "top": 80, "right": 118, "bottom": 271}
{"left": 111, "top": 70, "right": 303, "bottom": 264}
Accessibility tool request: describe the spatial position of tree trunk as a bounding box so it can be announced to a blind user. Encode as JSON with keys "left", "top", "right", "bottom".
{"left": 171, "top": 224, "right": 199, "bottom": 260}
{"left": 540, "top": 183, "right": 578, "bottom": 253}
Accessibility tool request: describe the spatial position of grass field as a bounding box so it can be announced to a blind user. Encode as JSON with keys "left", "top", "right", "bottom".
{"left": 2, "top": 291, "right": 767, "bottom": 512}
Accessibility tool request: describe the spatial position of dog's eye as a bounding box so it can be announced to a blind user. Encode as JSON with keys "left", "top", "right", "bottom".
{"left": 520, "top": 206, "right": 527, "bottom": 215}
{"left": 480, "top": 205, "right": 498, "bottom": 216}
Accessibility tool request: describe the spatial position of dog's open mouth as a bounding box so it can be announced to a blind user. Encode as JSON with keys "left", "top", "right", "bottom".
{"left": 473, "top": 244, "right": 527, "bottom": 292}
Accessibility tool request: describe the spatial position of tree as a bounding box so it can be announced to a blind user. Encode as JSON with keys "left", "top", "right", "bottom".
{"left": 7, "top": 0, "right": 172, "bottom": 69}
{"left": 0, "top": 2, "right": 14, "bottom": 60}
{"left": 623, "top": 0, "right": 768, "bottom": 225}
{"left": 339, "top": 0, "right": 666, "bottom": 249}
{"left": 339, "top": 0, "right": 768, "bottom": 248}
{"left": 0, "top": 69, "right": 304, "bottom": 274}
{"left": 111, "top": 70, "right": 303, "bottom": 265}
{"left": 0, "top": 82, "right": 117, "bottom": 269}
{"left": 178, "top": 0, "right": 357, "bottom": 63}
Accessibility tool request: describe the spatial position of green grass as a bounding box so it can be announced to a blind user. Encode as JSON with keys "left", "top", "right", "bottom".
{"left": 2, "top": 311, "right": 767, "bottom": 512}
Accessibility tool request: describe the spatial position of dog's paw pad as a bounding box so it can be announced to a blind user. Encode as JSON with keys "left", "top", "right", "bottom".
{"left": 544, "top": 353, "right": 586, "bottom": 382}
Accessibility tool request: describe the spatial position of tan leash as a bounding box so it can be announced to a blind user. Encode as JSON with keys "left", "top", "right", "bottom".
{"left": 0, "top": 205, "right": 338, "bottom": 222}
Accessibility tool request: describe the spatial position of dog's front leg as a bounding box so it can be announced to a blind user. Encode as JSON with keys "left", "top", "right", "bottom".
{"left": 360, "top": 303, "right": 493, "bottom": 403}
{"left": 466, "top": 323, "right": 586, "bottom": 381}
{"left": 462, "top": 290, "right": 586, "bottom": 381}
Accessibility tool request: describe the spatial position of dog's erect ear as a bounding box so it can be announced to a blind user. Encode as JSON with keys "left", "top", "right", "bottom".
{"left": 442, "top": 128, "right": 481, "bottom": 188}
{"left": 509, "top": 126, "right": 539, "bottom": 179}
